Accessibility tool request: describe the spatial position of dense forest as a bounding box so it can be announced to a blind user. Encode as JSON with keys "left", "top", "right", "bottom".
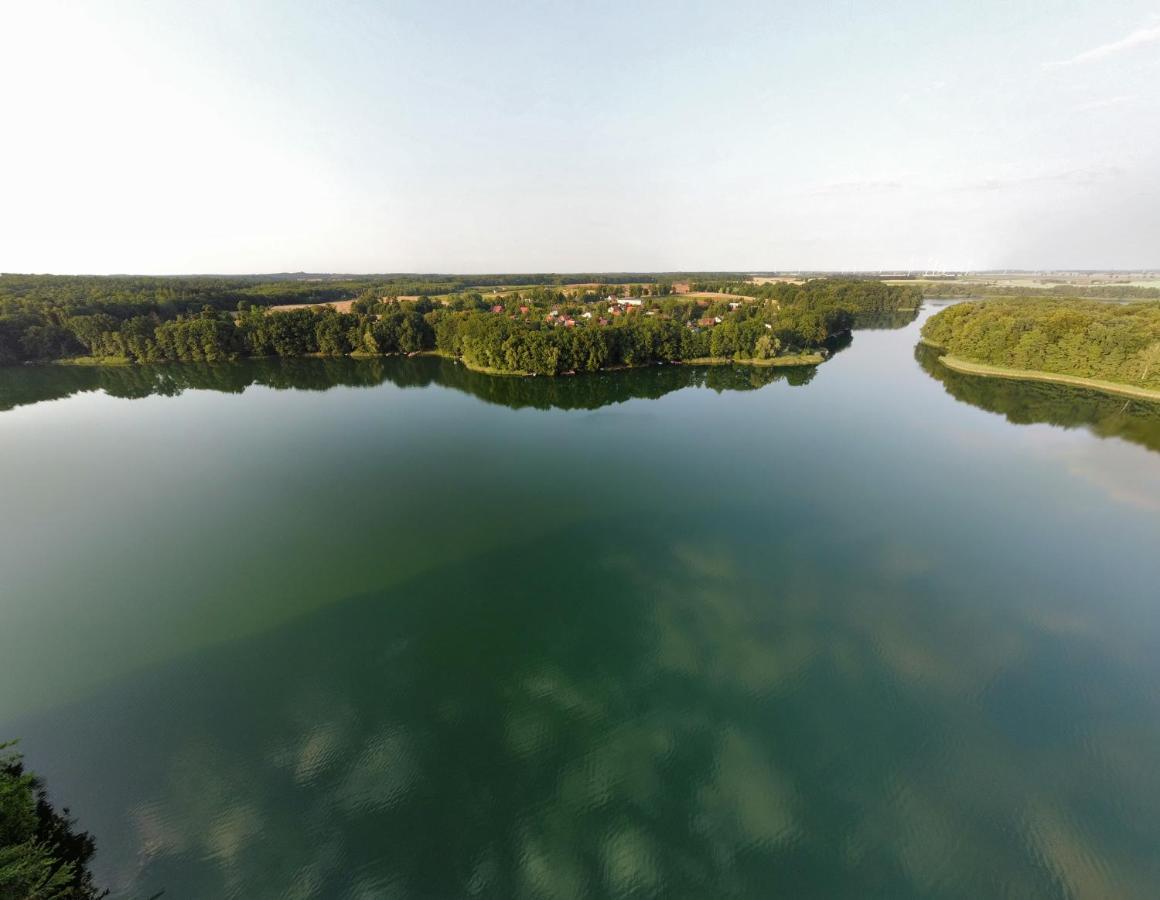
{"left": 915, "top": 281, "right": 1160, "bottom": 301}
{"left": 0, "top": 743, "right": 104, "bottom": 899}
{"left": 921, "top": 299, "right": 1160, "bottom": 391}
{"left": 687, "top": 277, "right": 924, "bottom": 311}
{"left": 0, "top": 275, "right": 920, "bottom": 376}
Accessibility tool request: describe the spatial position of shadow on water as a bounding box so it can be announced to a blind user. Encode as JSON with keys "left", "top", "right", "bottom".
{"left": 0, "top": 355, "right": 817, "bottom": 415}
{"left": 915, "top": 344, "right": 1160, "bottom": 454}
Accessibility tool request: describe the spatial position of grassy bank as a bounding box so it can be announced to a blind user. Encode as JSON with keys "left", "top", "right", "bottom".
{"left": 935, "top": 352, "right": 1160, "bottom": 401}
{"left": 682, "top": 353, "right": 825, "bottom": 368}
{"left": 43, "top": 348, "right": 825, "bottom": 378}
{"left": 54, "top": 355, "right": 133, "bottom": 366}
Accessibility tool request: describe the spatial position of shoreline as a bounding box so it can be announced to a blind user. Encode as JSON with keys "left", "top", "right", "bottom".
{"left": 681, "top": 353, "right": 824, "bottom": 368}
{"left": 930, "top": 349, "right": 1160, "bottom": 401}
{"left": 35, "top": 349, "right": 826, "bottom": 378}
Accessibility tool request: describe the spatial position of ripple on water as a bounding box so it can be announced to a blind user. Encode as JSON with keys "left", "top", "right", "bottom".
{"left": 1021, "top": 801, "right": 1123, "bottom": 899}
{"left": 335, "top": 727, "right": 417, "bottom": 814}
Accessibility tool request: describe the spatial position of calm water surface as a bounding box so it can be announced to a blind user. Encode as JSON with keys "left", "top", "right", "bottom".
{"left": 2, "top": 306, "right": 1159, "bottom": 898}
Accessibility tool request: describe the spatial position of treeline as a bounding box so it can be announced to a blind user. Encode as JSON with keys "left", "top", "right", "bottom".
{"left": 43, "top": 305, "right": 436, "bottom": 365}
{"left": 431, "top": 303, "right": 852, "bottom": 375}
{"left": 917, "top": 281, "right": 1160, "bottom": 300}
{"left": 921, "top": 299, "right": 1160, "bottom": 390}
{"left": 689, "top": 278, "right": 924, "bottom": 312}
{"left": 1, "top": 275, "right": 918, "bottom": 375}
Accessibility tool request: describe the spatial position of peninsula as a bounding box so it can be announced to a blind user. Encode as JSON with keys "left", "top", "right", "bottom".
{"left": 920, "top": 298, "right": 1160, "bottom": 401}
{"left": 0, "top": 275, "right": 920, "bottom": 377}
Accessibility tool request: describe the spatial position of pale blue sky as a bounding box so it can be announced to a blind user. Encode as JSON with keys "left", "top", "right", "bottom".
{"left": 2, "top": 0, "right": 1157, "bottom": 273}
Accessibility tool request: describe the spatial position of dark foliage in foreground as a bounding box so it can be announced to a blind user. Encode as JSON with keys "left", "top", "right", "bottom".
{"left": 1, "top": 743, "right": 105, "bottom": 900}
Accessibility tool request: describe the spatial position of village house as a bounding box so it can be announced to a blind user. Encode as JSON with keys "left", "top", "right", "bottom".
{"left": 491, "top": 304, "right": 504, "bottom": 314}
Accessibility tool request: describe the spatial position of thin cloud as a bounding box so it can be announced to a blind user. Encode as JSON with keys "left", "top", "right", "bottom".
{"left": 808, "top": 164, "right": 1124, "bottom": 198}
{"left": 899, "top": 80, "right": 947, "bottom": 104}
{"left": 962, "top": 164, "right": 1125, "bottom": 192}
{"left": 1073, "top": 95, "right": 1134, "bottom": 113}
{"left": 809, "top": 180, "right": 906, "bottom": 196}
{"left": 1044, "top": 23, "right": 1160, "bottom": 68}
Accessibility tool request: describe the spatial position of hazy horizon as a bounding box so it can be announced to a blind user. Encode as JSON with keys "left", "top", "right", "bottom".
{"left": 6, "top": 268, "right": 1160, "bottom": 279}
{"left": 3, "top": 0, "right": 1158, "bottom": 274}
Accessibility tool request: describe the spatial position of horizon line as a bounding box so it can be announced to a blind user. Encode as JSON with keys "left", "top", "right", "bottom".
{"left": 4, "top": 268, "right": 1160, "bottom": 279}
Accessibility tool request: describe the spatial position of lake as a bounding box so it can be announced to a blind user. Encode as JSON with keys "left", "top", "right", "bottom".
{"left": 2, "top": 304, "right": 1159, "bottom": 899}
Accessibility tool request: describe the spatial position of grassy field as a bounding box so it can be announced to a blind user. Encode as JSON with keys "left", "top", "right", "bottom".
{"left": 267, "top": 299, "right": 356, "bottom": 313}
{"left": 683, "top": 291, "right": 758, "bottom": 301}
{"left": 937, "top": 354, "right": 1160, "bottom": 401}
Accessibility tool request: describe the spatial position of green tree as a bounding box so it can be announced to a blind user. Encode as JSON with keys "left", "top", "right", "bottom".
{"left": 0, "top": 743, "right": 105, "bottom": 899}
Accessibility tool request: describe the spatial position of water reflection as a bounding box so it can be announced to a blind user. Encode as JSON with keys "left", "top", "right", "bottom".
{"left": 0, "top": 355, "right": 817, "bottom": 415}
{"left": 5, "top": 306, "right": 1159, "bottom": 899}
{"left": 853, "top": 309, "right": 921, "bottom": 331}
{"left": 915, "top": 344, "right": 1160, "bottom": 454}
{"left": 13, "top": 519, "right": 1160, "bottom": 898}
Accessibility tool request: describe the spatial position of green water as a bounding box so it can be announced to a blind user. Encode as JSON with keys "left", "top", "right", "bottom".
{"left": 2, "top": 306, "right": 1159, "bottom": 898}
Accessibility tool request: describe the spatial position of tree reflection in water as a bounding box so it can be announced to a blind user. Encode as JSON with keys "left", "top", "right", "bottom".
{"left": 915, "top": 343, "right": 1160, "bottom": 454}
{"left": 0, "top": 355, "right": 817, "bottom": 416}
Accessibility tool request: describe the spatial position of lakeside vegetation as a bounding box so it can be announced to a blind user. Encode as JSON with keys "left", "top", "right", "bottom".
{"left": 0, "top": 275, "right": 920, "bottom": 376}
{"left": 937, "top": 355, "right": 1160, "bottom": 401}
{"left": 0, "top": 743, "right": 103, "bottom": 899}
{"left": 921, "top": 298, "right": 1160, "bottom": 395}
{"left": 914, "top": 343, "right": 1160, "bottom": 453}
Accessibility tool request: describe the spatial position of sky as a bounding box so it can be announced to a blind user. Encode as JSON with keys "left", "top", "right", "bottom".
{"left": 1, "top": 0, "right": 1158, "bottom": 274}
